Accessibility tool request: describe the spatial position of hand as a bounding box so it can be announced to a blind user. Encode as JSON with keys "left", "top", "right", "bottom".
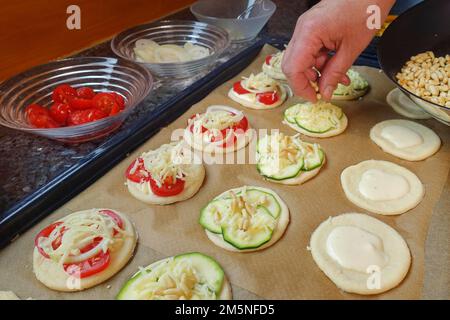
{"left": 282, "top": 0, "right": 395, "bottom": 101}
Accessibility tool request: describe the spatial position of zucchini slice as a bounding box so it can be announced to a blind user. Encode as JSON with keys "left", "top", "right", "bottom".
{"left": 283, "top": 104, "right": 301, "bottom": 124}
{"left": 257, "top": 160, "right": 303, "bottom": 180}
{"left": 199, "top": 199, "right": 232, "bottom": 234}
{"left": 174, "top": 252, "right": 225, "bottom": 294}
{"left": 302, "top": 148, "right": 325, "bottom": 171}
{"left": 240, "top": 188, "right": 281, "bottom": 219}
{"left": 221, "top": 207, "right": 275, "bottom": 250}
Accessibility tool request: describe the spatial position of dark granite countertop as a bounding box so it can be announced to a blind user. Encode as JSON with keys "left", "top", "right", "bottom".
{"left": 0, "top": 1, "right": 311, "bottom": 216}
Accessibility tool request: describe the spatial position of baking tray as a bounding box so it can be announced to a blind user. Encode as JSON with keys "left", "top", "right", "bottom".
{"left": 0, "top": 37, "right": 379, "bottom": 249}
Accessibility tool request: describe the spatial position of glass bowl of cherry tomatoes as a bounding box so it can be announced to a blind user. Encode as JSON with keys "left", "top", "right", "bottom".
{"left": 0, "top": 57, "right": 153, "bottom": 143}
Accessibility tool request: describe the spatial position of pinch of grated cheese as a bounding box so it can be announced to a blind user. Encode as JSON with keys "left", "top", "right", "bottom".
{"left": 241, "top": 72, "right": 278, "bottom": 93}
{"left": 189, "top": 110, "right": 243, "bottom": 133}
{"left": 139, "top": 142, "right": 188, "bottom": 188}
{"left": 37, "top": 209, "right": 128, "bottom": 266}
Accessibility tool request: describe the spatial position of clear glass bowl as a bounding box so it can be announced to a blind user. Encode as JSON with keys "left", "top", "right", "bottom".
{"left": 190, "top": 0, "right": 276, "bottom": 42}
{"left": 111, "top": 20, "right": 230, "bottom": 79}
{"left": 0, "top": 57, "right": 153, "bottom": 143}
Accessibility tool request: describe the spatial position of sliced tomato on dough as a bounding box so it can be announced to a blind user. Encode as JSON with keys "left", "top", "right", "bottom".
{"left": 233, "top": 81, "right": 251, "bottom": 95}
{"left": 149, "top": 175, "right": 185, "bottom": 197}
{"left": 125, "top": 158, "right": 150, "bottom": 183}
{"left": 257, "top": 91, "right": 279, "bottom": 105}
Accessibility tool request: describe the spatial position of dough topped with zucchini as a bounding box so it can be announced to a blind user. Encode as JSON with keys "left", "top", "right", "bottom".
{"left": 117, "top": 252, "right": 231, "bottom": 300}
{"left": 332, "top": 69, "right": 369, "bottom": 100}
{"left": 256, "top": 132, "right": 325, "bottom": 185}
{"left": 262, "top": 50, "right": 286, "bottom": 81}
{"left": 183, "top": 105, "right": 252, "bottom": 154}
{"left": 33, "top": 208, "right": 137, "bottom": 292}
{"left": 228, "top": 72, "right": 287, "bottom": 109}
{"left": 200, "top": 186, "right": 289, "bottom": 252}
{"left": 126, "top": 141, "right": 205, "bottom": 205}
{"left": 283, "top": 101, "right": 348, "bottom": 138}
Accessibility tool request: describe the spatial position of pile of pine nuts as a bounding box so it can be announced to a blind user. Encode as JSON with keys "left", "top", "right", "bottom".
{"left": 396, "top": 51, "right": 450, "bottom": 108}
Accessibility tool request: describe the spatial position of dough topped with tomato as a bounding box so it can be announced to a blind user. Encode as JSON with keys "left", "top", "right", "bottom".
{"left": 183, "top": 105, "right": 252, "bottom": 154}
{"left": 228, "top": 73, "right": 287, "bottom": 110}
{"left": 126, "top": 141, "right": 205, "bottom": 205}
{"left": 262, "top": 50, "right": 287, "bottom": 81}
{"left": 33, "top": 208, "right": 137, "bottom": 292}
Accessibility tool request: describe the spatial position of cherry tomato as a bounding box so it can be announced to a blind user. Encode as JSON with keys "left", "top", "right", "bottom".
{"left": 52, "top": 84, "right": 77, "bottom": 104}
{"left": 265, "top": 55, "right": 272, "bottom": 65}
{"left": 69, "top": 97, "right": 94, "bottom": 110}
{"left": 67, "top": 110, "right": 86, "bottom": 126}
{"left": 76, "top": 87, "right": 96, "bottom": 99}
{"left": 64, "top": 249, "right": 111, "bottom": 279}
{"left": 110, "top": 92, "right": 125, "bottom": 110}
{"left": 92, "top": 93, "right": 118, "bottom": 114}
{"left": 233, "top": 81, "right": 251, "bottom": 95}
{"left": 34, "top": 222, "right": 64, "bottom": 258}
{"left": 125, "top": 158, "right": 150, "bottom": 183}
{"left": 49, "top": 103, "right": 71, "bottom": 124}
{"left": 149, "top": 175, "right": 185, "bottom": 197}
{"left": 109, "top": 103, "right": 121, "bottom": 116}
{"left": 84, "top": 108, "right": 107, "bottom": 122}
{"left": 67, "top": 109, "right": 107, "bottom": 126}
{"left": 25, "top": 104, "right": 60, "bottom": 128}
{"left": 257, "top": 91, "right": 279, "bottom": 105}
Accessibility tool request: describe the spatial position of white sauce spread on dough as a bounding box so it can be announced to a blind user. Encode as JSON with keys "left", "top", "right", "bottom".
{"left": 358, "top": 169, "right": 410, "bottom": 201}
{"left": 326, "top": 225, "right": 388, "bottom": 272}
{"left": 380, "top": 125, "right": 423, "bottom": 148}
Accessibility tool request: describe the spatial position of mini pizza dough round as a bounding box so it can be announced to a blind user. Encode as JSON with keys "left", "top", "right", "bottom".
{"left": 33, "top": 209, "right": 137, "bottom": 292}
{"left": 0, "top": 291, "right": 20, "bottom": 300}
{"left": 264, "top": 158, "right": 326, "bottom": 185}
{"left": 184, "top": 125, "right": 253, "bottom": 154}
{"left": 310, "top": 213, "right": 411, "bottom": 295}
{"left": 127, "top": 164, "right": 205, "bottom": 205}
{"left": 205, "top": 186, "right": 290, "bottom": 252}
{"left": 228, "top": 86, "right": 287, "bottom": 110}
{"left": 341, "top": 160, "right": 424, "bottom": 215}
{"left": 370, "top": 119, "right": 441, "bottom": 161}
{"left": 387, "top": 88, "right": 431, "bottom": 119}
{"left": 284, "top": 114, "right": 348, "bottom": 138}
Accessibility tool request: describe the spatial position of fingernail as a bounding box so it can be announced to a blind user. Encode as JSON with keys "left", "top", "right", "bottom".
{"left": 323, "top": 85, "right": 335, "bottom": 100}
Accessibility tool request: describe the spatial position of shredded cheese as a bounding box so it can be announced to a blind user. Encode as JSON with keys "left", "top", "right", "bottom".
{"left": 267, "top": 50, "right": 284, "bottom": 70}
{"left": 140, "top": 142, "right": 188, "bottom": 187}
{"left": 132, "top": 258, "right": 216, "bottom": 300}
{"left": 292, "top": 101, "right": 343, "bottom": 131}
{"left": 37, "top": 209, "right": 127, "bottom": 267}
{"left": 241, "top": 72, "right": 278, "bottom": 93}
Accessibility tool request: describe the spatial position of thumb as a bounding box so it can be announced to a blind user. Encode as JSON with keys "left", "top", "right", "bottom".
{"left": 318, "top": 47, "right": 354, "bottom": 100}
